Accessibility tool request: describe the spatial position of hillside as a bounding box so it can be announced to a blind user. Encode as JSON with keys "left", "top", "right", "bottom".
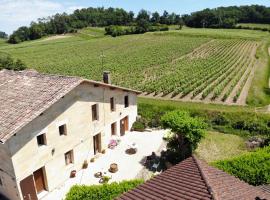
{"left": 0, "top": 27, "right": 269, "bottom": 106}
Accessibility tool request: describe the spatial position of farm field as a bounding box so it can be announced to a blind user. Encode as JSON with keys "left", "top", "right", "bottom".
{"left": 0, "top": 27, "right": 269, "bottom": 105}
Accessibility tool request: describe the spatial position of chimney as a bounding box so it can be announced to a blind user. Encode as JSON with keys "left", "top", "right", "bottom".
{"left": 103, "top": 71, "right": 111, "bottom": 84}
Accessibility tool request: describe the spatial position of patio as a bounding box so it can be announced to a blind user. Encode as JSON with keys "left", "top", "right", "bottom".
{"left": 41, "top": 130, "right": 166, "bottom": 200}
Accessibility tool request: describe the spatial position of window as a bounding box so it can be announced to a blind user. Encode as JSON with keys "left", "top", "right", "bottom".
{"left": 65, "top": 150, "right": 74, "bottom": 165}
{"left": 37, "top": 134, "right": 46, "bottom": 146}
{"left": 92, "top": 104, "right": 99, "bottom": 121}
{"left": 124, "top": 95, "right": 129, "bottom": 108}
{"left": 111, "top": 122, "right": 117, "bottom": 135}
{"left": 59, "top": 124, "right": 67, "bottom": 136}
{"left": 110, "top": 97, "right": 115, "bottom": 112}
{"left": 0, "top": 177, "right": 2, "bottom": 186}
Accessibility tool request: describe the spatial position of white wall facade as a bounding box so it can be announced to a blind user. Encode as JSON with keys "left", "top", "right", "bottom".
{"left": 0, "top": 82, "right": 137, "bottom": 200}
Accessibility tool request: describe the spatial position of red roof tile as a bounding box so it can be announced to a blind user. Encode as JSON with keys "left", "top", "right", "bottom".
{"left": 118, "top": 156, "right": 270, "bottom": 200}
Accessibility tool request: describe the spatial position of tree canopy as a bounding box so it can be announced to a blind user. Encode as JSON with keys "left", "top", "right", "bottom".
{"left": 0, "top": 31, "right": 7, "bottom": 39}
{"left": 161, "top": 110, "right": 207, "bottom": 163}
{"left": 8, "top": 7, "right": 181, "bottom": 43}
{"left": 184, "top": 5, "right": 270, "bottom": 28}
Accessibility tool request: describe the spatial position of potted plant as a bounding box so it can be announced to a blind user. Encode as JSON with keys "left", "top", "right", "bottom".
{"left": 70, "top": 170, "right": 76, "bottom": 178}
{"left": 99, "top": 176, "right": 111, "bottom": 184}
{"left": 82, "top": 160, "right": 88, "bottom": 169}
{"left": 90, "top": 158, "right": 95, "bottom": 163}
{"left": 101, "top": 149, "right": 106, "bottom": 154}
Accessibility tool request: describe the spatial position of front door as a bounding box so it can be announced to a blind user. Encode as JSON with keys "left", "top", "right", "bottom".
{"left": 33, "top": 168, "right": 46, "bottom": 194}
{"left": 20, "top": 175, "right": 38, "bottom": 200}
{"left": 93, "top": 133, "right": 101, "bottom": 155}
{"left": 120, "top": 116, "right": 129, "bottom": 136}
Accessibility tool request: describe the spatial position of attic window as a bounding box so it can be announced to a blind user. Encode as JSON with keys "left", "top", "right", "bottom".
{"left": 37, "top": 134, "right": 47, "bottom": 146}
{"left": 124, "top": 95, "right": 129, "bottom": 108}
{"left": 110, "top": 97, "right": 115, "bottom": 112}
{"left": 59, "top": 124, "right": 67, "bottom": 136}
{"left": 92, "top": 104, "right": 99, "bottom": 121}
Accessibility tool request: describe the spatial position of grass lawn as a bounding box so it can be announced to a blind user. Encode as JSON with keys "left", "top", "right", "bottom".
{"left": 195, "top": 131, "right": 247, "bottom": 163}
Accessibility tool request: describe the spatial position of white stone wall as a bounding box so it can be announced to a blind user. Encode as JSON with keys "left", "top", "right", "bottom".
{"left": 3, "top": 82, "right": 137, "bottom": 200}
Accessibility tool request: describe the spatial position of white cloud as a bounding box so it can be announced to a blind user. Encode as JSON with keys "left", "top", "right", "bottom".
{"left": 0, "top": 0, "right": 82, "bottom": 34}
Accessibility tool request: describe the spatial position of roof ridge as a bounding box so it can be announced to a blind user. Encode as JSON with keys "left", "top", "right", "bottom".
{"left": 192, "top": 155, "right": 218, "bottom": 200}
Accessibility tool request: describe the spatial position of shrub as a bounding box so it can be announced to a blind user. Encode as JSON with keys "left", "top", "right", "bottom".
{"left": 132, "top": 121, "right": 145, "bottom": 132}
{"left": 213, "top": 146, "right": 270, "bottom": 185}
{"left": 0, "top": 54, "right": 26, "bottom": 71}
{"left": 65, "top": 179, "right": 144, "bottom": 200}
{"left": 161, "top": 110, "right": 207, "bottom": 162}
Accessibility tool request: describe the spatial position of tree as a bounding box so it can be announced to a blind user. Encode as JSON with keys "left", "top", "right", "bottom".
{"left": 160, "top": 10, "right": 169, "bottom": 24}
{"left": 0, "top": 31, "right": 7, "bottom": 39}
{"left": 175, "top": 15, "right": 184, "bottom": 29}
{"left": 29, "top": 22, "right": 45, "bottom": 40}
{"left": 136, "top": 9, "right": 150, "bottom": 22}
{"left": 136, "top": 18, "right": 150, "bottom": 33}
{"left": 151, "top": 12, "right": 160, "bottom": 24}
{"left": 161, "top": 111, "right": 207, "bottom": 163}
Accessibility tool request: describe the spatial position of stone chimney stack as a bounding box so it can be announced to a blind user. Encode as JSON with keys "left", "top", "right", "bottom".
{"left": 103, "top": 71, "right": 111, "bottom": 84}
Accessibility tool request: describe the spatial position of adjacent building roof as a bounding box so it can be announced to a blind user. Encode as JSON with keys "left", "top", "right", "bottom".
{"left": 0, "top": 69, "right": 140, "bottom": 143}
{"left": 118, "top": 156, "right": 270, "bottom": 200}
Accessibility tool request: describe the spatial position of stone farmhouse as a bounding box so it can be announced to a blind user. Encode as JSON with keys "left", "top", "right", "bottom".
{"left": 0, "top": 69, "right": 140, "bottom": 200}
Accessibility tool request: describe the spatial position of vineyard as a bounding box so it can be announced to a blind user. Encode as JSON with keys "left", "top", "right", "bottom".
{"left": 141, "top": 39, "right": 258, "bottom": 105}
{"left": 0, "top": 27, "right": 266, "bottom": 105}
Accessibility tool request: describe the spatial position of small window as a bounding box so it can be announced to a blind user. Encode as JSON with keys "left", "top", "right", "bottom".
{"left": 110, "top": 97, "right": 115, "bottom": 112}
{"left": 92, "top": 104, "right": 99, "bottom": 121}
{"left": 124, "top": 95, "right": 129, "bottom": 108}
{"left": 59, "top": 124, "right": 67, "bottom": 136}
{"left": 37, "top": 134, "right": 46, "bottom": 146}
{"left": 65, "top": 150, "right": 74, "bottom": 165}
{"left": 111, "top": 122, "right": 117, "bottom": 136}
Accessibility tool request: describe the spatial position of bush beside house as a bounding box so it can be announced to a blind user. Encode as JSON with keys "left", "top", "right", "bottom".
{"left": 65, "top": 179, "right": 144, "bottom": 200}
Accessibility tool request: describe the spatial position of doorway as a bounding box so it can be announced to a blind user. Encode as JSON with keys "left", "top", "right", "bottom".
{"left": 33, "top": 168, "right": 46, "bottom": 194}
{"left": 93, "top": 133, "right": 102, "bottom": 155}
{"left": 20, "top": 175, "right": 38, "bottom": 200}
{"left": 120, "top": 116, "right": 129, "bottom": 136}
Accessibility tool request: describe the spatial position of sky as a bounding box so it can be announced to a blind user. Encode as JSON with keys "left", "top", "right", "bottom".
{"left": 1, "top": 0, "right": 270, "bottom": 34}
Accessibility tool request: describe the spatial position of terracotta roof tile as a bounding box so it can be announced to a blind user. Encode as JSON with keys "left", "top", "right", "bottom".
{"left": 118, "top": 156, "right": 270, "bottom": 200}
{"left": 0, "top": 69, "right": 82, "bottom": 143}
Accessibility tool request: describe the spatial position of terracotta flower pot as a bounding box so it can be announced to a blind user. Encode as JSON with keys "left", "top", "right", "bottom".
{"left": 109, "top": 163, "right": 118, "bottom": 173}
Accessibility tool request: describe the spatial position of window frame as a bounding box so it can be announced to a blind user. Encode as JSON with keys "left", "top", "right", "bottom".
{"left": 59, "top": 124, "right": 67, "bottom": 136}
{"left": 92, "top": 104, "right": 99, "bottom": 121}
{"left": 124, "top": 95, "right": 129, "bottom": 108}
{"left": 64, "top": 150, "right": 74, "bottom": 166}
{"left": 110, "top": 97, "right": 115, "bottom": 112}
{"left": 37, "top": 133, "right": 47, "bottom": 146}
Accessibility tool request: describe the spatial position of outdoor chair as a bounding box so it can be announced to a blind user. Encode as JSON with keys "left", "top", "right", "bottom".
{"left": 151, "top": 162, "right": 160, "bottom": 171}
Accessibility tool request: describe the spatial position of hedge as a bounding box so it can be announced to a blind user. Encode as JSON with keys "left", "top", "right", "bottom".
{"left": 138, "top": 101, "right": 270, "bottom": 137}
{"left": 65, "top": 179, "right": 144, "bottom": 200}
{"left": 213, "top": 146, "right": 270, "bottom": 185}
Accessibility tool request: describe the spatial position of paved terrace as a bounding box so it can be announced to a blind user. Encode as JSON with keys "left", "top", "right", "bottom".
{"left": 41, "top": 130, "right": 165, "bottom": 200}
